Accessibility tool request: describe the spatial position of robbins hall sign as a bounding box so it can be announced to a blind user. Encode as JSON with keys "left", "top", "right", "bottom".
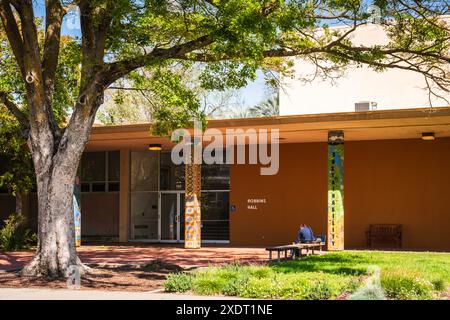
{"left": 247, "top": 198, "right": 267, "bottom": 210}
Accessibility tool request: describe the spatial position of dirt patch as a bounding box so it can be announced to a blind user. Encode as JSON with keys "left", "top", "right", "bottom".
{"left": 0, "top": 260, "right": 184, "bottom": 292}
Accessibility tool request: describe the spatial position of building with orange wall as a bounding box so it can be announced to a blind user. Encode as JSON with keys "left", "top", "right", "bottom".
{"left": 1, "top": 107, "right": 450, "bottom": 251}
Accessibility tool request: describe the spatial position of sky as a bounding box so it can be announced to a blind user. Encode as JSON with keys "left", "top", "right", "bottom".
{"left": 32, "top": 2, "right": 269, "bottom": 109}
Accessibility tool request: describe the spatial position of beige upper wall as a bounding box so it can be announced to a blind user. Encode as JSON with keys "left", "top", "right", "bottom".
{"left": 280, "top": 22, "right": 450, "bottom": 115}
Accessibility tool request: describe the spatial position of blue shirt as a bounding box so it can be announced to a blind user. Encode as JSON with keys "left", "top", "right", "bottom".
{"left": 295, "top": 226, "right": 316, "bottom": 243}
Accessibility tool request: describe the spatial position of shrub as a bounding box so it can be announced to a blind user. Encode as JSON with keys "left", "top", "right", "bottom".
{"left": 431, "top": 278, "right": 446, "bottom": 292}
{"left": 164, "top": 273, "right": 193, "bottom": 293}
{"left": 245, "top": 266, "right": 272, "bottom": 279}
{"left": 0, "top": 213, "right": 36, "bottom": 251}
{"left": 304, "top": 280, "right": 334, "bottom": 300}
{"left": 239, "top": 277, "right": 281, "bottom": 299}
{"left": 238, "top": 274, "right": 350, "bottom": 300}
{"left": 192, "top": 276, "right": 229, "bottom": 295}
{"left": 381, "top": 271, "right": 434, "bottom": 300}
{"left": 221, "top": 274, "right": 249, "bottom": 296}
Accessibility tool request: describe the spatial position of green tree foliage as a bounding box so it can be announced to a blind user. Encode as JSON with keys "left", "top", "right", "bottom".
{"left": 249, "top": 96, "right": 279, "bottom": 117}
{"left": 0, "top": 109, "right": 33, "bottom": 197}
{"left": 0, "top": 213, "right": 36, "bottom": 251}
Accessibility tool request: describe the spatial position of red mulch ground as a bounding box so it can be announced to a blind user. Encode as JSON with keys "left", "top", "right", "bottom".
{"left": 0, "top": 245, "right": 268, "bottom": 271}
{"left": 0, "top": 245, "right": 269, "bottom": 291}
{"left": 0, "top": 260, "right": 183, "bottom": 292}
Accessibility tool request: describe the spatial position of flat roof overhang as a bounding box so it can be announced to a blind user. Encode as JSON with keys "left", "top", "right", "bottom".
{"left": 86, "top": 107, "right": 450, "bottom": 151}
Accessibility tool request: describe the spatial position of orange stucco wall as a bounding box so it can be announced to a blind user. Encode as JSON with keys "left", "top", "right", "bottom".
{"left": 230, "top": 143, "right": 328, "bottom": 246}
{"left": 345, "top": 138, "right": 450, "bottom": 250}
{"left": 27, "top": 193, "right": 119, "bottom": 238}
{"left": 230, "top": 138, "right": 450, "bottom": 250}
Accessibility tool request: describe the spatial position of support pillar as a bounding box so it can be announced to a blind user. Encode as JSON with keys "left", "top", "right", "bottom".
{"left": 73, "top": 177, "right": 81, "bottom": 247}
{"left": 184, "top": 141, "right": 202, "bottom": 249}
{"left": 119, "top": 149, "right": 130, "bottom": 243}
{"left": 327, "top": 131, "right": 344, "bottom": 250}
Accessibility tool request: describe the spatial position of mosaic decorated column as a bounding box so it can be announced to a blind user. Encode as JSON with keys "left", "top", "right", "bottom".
{"left": 327, "top": 131, "right": 344, "bottom": 251}
{"left": 184, "top": 144, "right": 202, "bottom": 249}
{"left": 73, "top": 176, "right": 82, "bottom": 247}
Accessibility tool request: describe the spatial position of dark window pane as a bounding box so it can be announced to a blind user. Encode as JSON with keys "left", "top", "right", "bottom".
{"left": 108, "top": 182, "right": 120, "bottom": 192}
{"left": 81, "top": 152, "right": 106, "bottom": 182}
{"left": 201, "top": 220, "right": 229, "bottom": 241}
{"left": 202, "top": 164, "right": 230, "bottom": 190}
{"left": 92, "top": 183, "right": 106, "bottom": 192}
{"left": 201, "top": 192, "right": 230, "bottom": 240}
{"left": 201, "top": 192, "right": 229, "bottom": 221}
{"left": 81, "top": 183, "right": 90, "bottom": 193}
{"left": 130, "top": 152, "right": 158, "bottom": 191}
{"left": 160, "top": 153, "right": 185, "bottom": 191}
{"left": 108, "top": 151, "right": 120, "bottom": 182}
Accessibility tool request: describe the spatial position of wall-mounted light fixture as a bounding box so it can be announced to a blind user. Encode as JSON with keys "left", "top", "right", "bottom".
{"left": 422, "top": 132, "right": 435, "bottom": 141}
{"left": 148, "top": 143, "right": 162, "bottom": 151}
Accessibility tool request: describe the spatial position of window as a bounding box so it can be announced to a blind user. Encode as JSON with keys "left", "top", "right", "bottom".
{"left": 159, "top": 152, "right": 230, "bottom": 191}
{"left": 130, "top": 151, "right": 158, "bottom": 192}
{"left": 80, "top": 151, "right": 120, "bottom": 192}
{"left": 202, "top": 164, "right": 230, "bottom": 190}
{"left": 200, "top": 192, "right": 230, "bottom": 240}
{"left": 160, "top": 152, "right": 184, "bottom": 191}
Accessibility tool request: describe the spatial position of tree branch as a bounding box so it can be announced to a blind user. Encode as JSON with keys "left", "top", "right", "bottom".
{"left": 102, "top": 34, "right": 213, "bottom": 86}
{"left": 0, "top": 91, "right": 29, "bottom": 130}
{"left": 78, "top": 1, "right": 113, "bottom": 90}
{"left": 0, "top": 1, "right": 25, "bottom": 75}
{"left": 42, "top": 0, "right": 64, "bottom": 94}
{"left": 41, "top": 0, "right": 65, "bottom": 137}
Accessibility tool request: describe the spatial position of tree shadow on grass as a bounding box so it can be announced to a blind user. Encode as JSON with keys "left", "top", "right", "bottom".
{"left": 270, "top": 253, "right": 372, "bottom": 276}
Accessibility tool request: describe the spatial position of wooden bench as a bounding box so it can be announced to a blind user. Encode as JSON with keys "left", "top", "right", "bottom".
{"left": 266, "top": 242, "right": 325, "bottom": 262}
{"left": 366, "top": 224, "right": 402, "bottom": 248}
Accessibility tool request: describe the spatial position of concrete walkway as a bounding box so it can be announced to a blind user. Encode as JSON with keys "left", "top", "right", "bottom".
{"left": 0, "top": 288, "right": 242, "bottom": 300}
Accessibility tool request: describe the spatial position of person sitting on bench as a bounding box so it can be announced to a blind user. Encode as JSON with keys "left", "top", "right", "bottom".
{"left": 294, "top": 224, "right": 320, "bottom": 243}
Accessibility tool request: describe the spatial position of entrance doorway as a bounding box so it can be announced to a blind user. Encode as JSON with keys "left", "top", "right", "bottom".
{"left": 160, "top": 192, "right": 185, "bottom": 243}
{"left": 129, "top": 151, "right": 230, "bottom": 243}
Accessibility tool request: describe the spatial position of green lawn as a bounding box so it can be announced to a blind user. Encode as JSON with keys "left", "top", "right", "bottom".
{"left": 164, "top": 251, "right": 450, "bottom": 300}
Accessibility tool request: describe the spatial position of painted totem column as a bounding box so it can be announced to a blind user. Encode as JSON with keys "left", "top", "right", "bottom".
{"left": 327, "top": 131, "right": 344, "bottom": 251}
{"left": 184, "top": 139, "right": 202, "bottom": 249}
{"left": 73, "top": 176, "right": 82, "bottom": 247}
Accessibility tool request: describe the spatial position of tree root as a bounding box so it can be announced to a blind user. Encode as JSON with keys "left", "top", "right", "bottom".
{"left": 20, "top": 255, "right": 92, "bottom": 279}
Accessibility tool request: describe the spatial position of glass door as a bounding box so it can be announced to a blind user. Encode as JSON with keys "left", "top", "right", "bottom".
{"left": 160, "top": 192, "right": 185, "bottom": 242}
{"left": 160, "top": 193, "right": 178, "bottom": 241}
{"left": 129, "top": 151, "right": 160, "bottom": 241}
{"left": 130, "top": 192, "right": 159, "bottom": 240}
{"left": 179, "top": 193, "right": 185, "bottom": 241}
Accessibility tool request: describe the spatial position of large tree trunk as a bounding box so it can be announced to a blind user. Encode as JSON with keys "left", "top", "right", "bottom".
{"left": 21, "top": 100, "right": 99, "bottom": 278}
{"left": 21, "top": 155, "right": 85, "bottom": 278}
{"left": 0, "top": 0, "right": 105, "bottom": 279}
